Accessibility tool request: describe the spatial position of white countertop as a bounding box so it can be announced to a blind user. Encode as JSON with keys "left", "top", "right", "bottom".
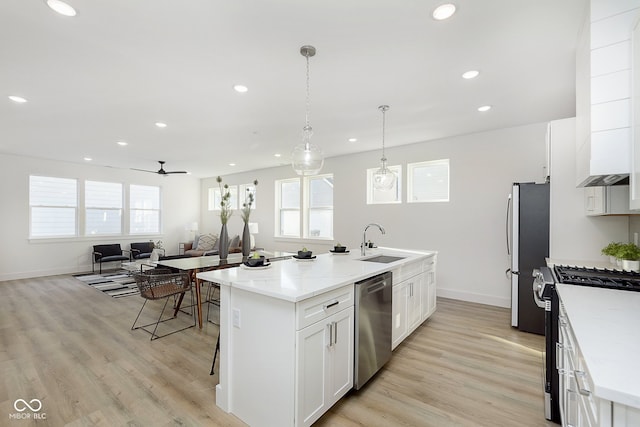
{"left": 197, "top": 247, "right": 436, "bottom": 302}
{"left": 556, "top": 284, "right": 640, "bottom": 409}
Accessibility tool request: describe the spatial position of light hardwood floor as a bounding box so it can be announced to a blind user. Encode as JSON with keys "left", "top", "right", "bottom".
{"left": 0, "top": 274, "right": 556, "bottom": 427}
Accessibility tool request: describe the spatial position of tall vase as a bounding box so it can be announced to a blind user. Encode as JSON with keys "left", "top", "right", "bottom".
{"left": 242, "top": 222, "right": 251, "bottom": 257}
{"left": 219, "top": 223, "right": 229, "bottom": 260}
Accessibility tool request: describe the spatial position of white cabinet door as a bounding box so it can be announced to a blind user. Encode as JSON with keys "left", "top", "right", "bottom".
{"left": 295, "top": 306, "right": 354, "bottom": 427}
{"left": 391, "top": 282, "right": 408, "bottom": 350}
{"left": 422, "top": 269, "right": 437, "bottom": 320}
{"left": 296, "top": 317, "right": 329, "bottom": 427}
{"left": 406, "top": 276, "right": 422, "bottom": 332}
{"left": 327, "top": 307, "right": 354, "bottom": 403}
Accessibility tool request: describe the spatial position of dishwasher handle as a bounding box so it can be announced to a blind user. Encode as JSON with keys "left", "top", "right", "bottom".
{"left": 366, "top": 281, "right": 388, "bottom": 294}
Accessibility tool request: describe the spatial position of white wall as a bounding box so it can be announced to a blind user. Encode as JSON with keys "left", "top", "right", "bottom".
{"left": 549, "top": 117, "right": 629, "bottom": 261}
{"left": 203, "top": 122, "right": 551, "bottom": 307}
{"left": 0, "top": 153, "right": 201, "bottom": 280}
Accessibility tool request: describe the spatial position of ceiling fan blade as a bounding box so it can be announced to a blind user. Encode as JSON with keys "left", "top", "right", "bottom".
{"left": 131, "top": 168, "right": 158, "bottom": 173}
{"left": 164, "top": 171, "right": 188, "bottom": 174}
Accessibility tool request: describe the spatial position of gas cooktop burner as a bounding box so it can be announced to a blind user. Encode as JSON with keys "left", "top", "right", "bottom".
{"left": 554, "top": 265, "right": 640, "bottom": 291}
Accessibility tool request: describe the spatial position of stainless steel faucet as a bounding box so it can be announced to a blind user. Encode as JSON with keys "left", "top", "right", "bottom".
{"left": 362, "top": 223, "right": 385, "bottom": 256}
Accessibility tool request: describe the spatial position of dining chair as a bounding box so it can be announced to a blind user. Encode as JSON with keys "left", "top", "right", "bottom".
{"left": 131, "top": 268, "right": 195, "bottom": 340}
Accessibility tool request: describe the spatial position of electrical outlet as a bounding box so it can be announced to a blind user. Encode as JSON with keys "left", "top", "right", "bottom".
{"left": 232, "top": 308, "right": 241, "bottom": 328}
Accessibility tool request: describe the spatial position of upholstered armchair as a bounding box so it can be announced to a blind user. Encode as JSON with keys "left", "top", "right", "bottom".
{"left": 130, "top": 242, "right": 165, "bottom": 260}
{"left": 92, "top": 244, "right": 130, "bottom": 273}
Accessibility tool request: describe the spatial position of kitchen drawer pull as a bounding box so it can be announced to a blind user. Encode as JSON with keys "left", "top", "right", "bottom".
{"left": 324, "top": 301, "right": 339, "bottom": 310}
{"left": 328, "top": 322, "right": 334, "bottom": 347}
{"left": 574, "top": 370, "right": 591, "bottom": 396}
{"left": 556, "top": 342, "right": 563, "bottom": 369}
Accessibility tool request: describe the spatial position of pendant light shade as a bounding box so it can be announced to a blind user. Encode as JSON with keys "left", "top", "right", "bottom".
{"left": 372, "top": 105, "right": 396, "bottom": 191}
{"left": 292, "top": 45, "right": 324, "bottom": 176}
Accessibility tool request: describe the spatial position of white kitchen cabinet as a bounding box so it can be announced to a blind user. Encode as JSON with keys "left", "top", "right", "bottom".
{"left": 584, "top": 185, "right": 635, "bottom": 215}
{"left": 391, "top": 281, "right": 408, "bottom": 349}
{"left": 558, "top": 301, "right": 612, "bottom": 427}
{"left": 391, "top": 254, "right": 437, "bottom": 350}
{"left": 295, "top": 305, "right": 354, "bottom": 427}
{"left": 613, "top": 403, "right": 640, "bottom": 426}
{"left": 632, "top": 18, "right": 640, "bottom": 210}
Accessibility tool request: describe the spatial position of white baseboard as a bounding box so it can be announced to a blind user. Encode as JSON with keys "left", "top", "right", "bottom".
{"left": 0, "top": 265, "right": 93, "bottom": 282}
{"left": 437, "top": 287, "right": 511, "bottom": 308}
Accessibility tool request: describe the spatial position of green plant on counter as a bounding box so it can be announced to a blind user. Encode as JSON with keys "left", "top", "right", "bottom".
{"left": 601, "top": 242, "right": 623, "bottom": 257}
{"left": 251, "top": 252, "right": 261, "bottom": 259}
{"left": 616, "top": 243, "right": 640, "bottom": 261}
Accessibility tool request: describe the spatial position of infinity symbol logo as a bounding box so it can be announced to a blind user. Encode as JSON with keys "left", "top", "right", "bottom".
{"left": 13, "top": 399, "right": 42, "bottom": 412}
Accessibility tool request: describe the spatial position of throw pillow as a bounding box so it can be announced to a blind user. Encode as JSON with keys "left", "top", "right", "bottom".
{"left": 229, "top": 235, "right": 240, "bottom": 248}
{"left": 196, "top": 233, "right": 218, "bottom": 251}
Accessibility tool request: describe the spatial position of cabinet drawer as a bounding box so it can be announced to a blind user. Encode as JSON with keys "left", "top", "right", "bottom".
{"left": 296, "top": 284, "right": 354, "bottom": 330}
{"left": 392, "top": 260, "right": 423, "bottom": 284}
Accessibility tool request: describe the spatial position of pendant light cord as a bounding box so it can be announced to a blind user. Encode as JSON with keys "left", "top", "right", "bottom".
{"left": 305, "top": 52, "right": 311, "bottom": 129}
{"left": 379, "top": 105, "right": 389, "bottom": 160}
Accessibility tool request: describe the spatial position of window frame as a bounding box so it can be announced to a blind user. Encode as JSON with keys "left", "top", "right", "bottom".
{"left": 29, "top": 175, "right": 79, "bottom": 238}
{"left": 84, "top": 180, "right": 123, "bottom": 236}
{"left": 407, "top": 159, "right": 450, "bottom": 203}
{"left": 129, "top": 184, "right": 162, "bottom": 235}
{"left": 275, "top": 174, "right": 334, "bottom": 241}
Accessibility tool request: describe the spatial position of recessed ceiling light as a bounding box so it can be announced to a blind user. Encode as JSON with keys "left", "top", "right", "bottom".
{"left": 8, "top": 95, "right": 27, "bottom": 103}
{"left": 155, "top": 122, "right": 167, "bottom": 128}
{"left": 45, "top": 0, "right": 77, "bottom": 17}
{"left": 462, "top": 70, "right": 479, "bottom": 79}
{"left": 233, "top": 85, "right": 248, "bottom": 93}
{"left": 274, "top": 153, "right": 282, "bottom": 158}
{"left": 229, "top": 163, "right": 236, "bottom": 166}
{"left": 348, "top": 138, "right": 358, "bottom": 142}
{"left": 116, "top": 141, "right": 128, "bottom": 146}
{"left": 478, "top": 105, "right": 492, "bottom": 112}
{"left": 433, "top": 3, "right": 456, "bottom": 20}
{"left": 83, "top": 157, "right": 92, "bottom": 161}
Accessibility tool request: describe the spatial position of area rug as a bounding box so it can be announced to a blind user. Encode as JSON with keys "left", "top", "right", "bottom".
{"left": 74, "top": 270, "right": 139, "bottom": 298}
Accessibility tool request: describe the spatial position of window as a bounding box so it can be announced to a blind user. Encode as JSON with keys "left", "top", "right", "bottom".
{"left": 85, "top": 181, "right": 122, "bottom": 235}
{"left": 275, "top": 174, "right": 333, "bottom": 239}
{"left": 277, "top": 179, "right": 301, "bottom": 237}
{"left": 407, "top": 159, "right": 450, "bottom": 203}
{"left": 366, "top": 165, "right": 402, "bottom": 204}
{"left": 239, "top": 183, "right": 257, "bottom": 210}
{"left": 130, "top": 184, "right": 161, "bottom": 234}
{"left": 29, "top": 175, "right": 78, "bottom": 238}
{"left": 208, "top": 185, "right": 238, "bottom": 211}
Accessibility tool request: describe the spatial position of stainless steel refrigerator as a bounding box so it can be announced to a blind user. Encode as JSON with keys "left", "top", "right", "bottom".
{"left": 506, "top": 182, "right": 549, "bottom": 335}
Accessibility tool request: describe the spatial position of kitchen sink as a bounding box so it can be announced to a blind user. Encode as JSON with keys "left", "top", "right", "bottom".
{"left": 359, "top": 255, "right": 406, "bottom": 264}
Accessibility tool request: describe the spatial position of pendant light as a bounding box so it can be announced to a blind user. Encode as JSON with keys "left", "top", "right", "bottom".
{"left": 292, "top": 45, "right": 324, "bottom": 176}
{"left": 372, "top": 105, "right": 397, "bottom": 191}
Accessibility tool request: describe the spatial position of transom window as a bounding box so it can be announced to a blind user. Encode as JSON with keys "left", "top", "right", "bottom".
{"left": 407, "top": 159, "right": 450, "bottom": 203}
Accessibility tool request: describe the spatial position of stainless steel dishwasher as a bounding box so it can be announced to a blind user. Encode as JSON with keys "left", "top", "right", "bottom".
{"left": 354, "top": 271, "right": 392, "bottom": 389}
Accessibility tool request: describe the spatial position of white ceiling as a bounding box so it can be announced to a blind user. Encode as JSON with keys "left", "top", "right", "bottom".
{"left": 0, "top": 0, "right": 587, "bottom": 178}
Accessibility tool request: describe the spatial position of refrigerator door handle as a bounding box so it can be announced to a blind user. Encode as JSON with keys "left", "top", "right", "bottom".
{"left": 506, "top": 194, "right": 512, "bottom": 255}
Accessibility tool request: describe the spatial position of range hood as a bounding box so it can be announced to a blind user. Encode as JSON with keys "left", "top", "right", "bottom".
{"left": 578, "top": 174, "right": 629, "bottom": 187}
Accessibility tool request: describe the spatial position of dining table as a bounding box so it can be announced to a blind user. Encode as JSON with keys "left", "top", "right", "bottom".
{"left": 156, "top": 250, "right": 293, "bottom": 328}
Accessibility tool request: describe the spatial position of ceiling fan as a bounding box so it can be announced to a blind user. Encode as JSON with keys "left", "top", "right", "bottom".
{"left": 132, "top": 160, "right": 187, "bottom": 175}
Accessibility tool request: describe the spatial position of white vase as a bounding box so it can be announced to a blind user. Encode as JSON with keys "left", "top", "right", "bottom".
{"left": 622, "top": 260, "right": 640, "bottom": 272}
{"left": 616, "top": 258, "right": 622, "bottom": 267}
{"left": 609, "top": 255, "right": 617, "bottom": 265}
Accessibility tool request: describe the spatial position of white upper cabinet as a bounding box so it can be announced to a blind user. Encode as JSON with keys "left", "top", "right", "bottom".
{"left": 632, "top": 18, "right": 640, "bottom": 209}
{"left": 576, "top": 0, "right": 640, "bottom": 188}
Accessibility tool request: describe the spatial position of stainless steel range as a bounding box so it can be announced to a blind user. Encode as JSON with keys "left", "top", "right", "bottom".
{"left": 533, "top": 265, "right": 640, "bottom": 423}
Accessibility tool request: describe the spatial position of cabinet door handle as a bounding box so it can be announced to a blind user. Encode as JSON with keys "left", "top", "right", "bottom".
{"left": 556, "top": 342, "right": 563, "bottom": 370}
{"left": 574, "top": 370, "right": 591, "bottom": 396}
{"left": 324, "top": 301, "right": 339, "bottom": 310}
{"left": 328, "top": 322, "right": 334, "bottom": 347}
{"left": 333, "top": 321, "right": 338, "bottom": 345}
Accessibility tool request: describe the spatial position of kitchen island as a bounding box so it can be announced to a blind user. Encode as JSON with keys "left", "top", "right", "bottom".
{"left": 556, "top": 284, "right": 640, "bottom": 426}
{"left": 197, "top": 247, "right": 437, "bottom": 427}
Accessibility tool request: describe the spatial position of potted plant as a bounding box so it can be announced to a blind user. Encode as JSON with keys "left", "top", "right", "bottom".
{"left": 298, "top": 247, "right": 312, "bottom": 258}
{"left": 616, "top": 243, "right": 640, "bottom": 272}
{"left": 240, "top": 180, "right": 259, "bottom": 256}
{"left": 333, "top": 242, "right": 346, "bottom": 253}
{"left": 246, "top": 252, "right": 265, "bottom": 267}
{"left": 601, "top": 242, "right": 623, "bottom": 265}
{"left": 216, "top": 176, "right": 233, "bottom": 259}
